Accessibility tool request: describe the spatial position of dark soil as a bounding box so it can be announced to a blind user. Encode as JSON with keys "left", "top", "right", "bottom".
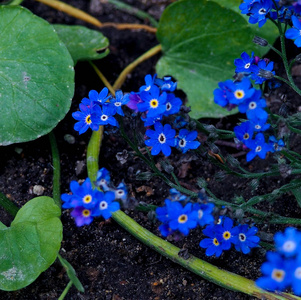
{"left": 0, "top": 1, "right": 301, "bottom": 299}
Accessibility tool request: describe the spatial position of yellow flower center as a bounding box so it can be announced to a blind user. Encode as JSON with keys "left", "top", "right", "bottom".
{"left": 83, "top": 195, "right": 92, "bottom": 203}
{"left": 243, "top": 133, "right": 249, "bottom": 140}
{"left": 213, "top": 238, "right": 219, "bottom": 246}
{"left": 234, "top": 90, "right": 245, "bottom": 99}
{"left": 223, "top": 231, "right": 231, "bottom": 240}
{"left": 178, "top": 214, "right": 188, "bottom": 224}
{"left": 85, "top": 114, "right": 92, "bottom": 124}
{"left": 82, "top": 209, "right": 91, "bottom": 217}
{"left": 150, "top": 99, "right": 159, "bottom": 108}
{"left": 272, "top": 269, "right": 285, "bottom": 282}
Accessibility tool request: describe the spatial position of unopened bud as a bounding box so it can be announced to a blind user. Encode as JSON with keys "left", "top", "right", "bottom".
{"left": 295, "top": 53, "right": 301, "bottom": 62}
{"left": 253, "top": 36, "right": 268, "bottom": 47}
{"left": 258, "top": 69, "right": 274, "bottom": 79}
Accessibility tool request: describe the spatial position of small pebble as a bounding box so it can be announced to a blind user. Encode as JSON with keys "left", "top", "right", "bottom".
{"left": 33, "top": 185, "right": 44, "bottom": 196}
{"left": 64, "top": 134, "right": 75, "bottom": 144}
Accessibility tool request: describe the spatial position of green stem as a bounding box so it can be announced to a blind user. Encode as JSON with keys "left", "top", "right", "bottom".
{"left": 58, "top": 281, "right": 73, "bottom": 300}
{"left": 86, "top": 127, "right": 301, "bottom": 300}
{"left": 107, "top": 0, "right": 159, "bottom": 27}
{"left": 49, "top": 132, "right": 61, "bottom": 208}
{"left": 0, "top": 192, "right": 19, "bottom": 217}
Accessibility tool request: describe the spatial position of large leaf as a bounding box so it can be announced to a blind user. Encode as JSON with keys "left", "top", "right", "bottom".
{"left": 0, "top": 6, "right": 74, "bottom": 145}
{"left": 0, "top": 197, "right": 62, "bottom": 291}
{"left": 156, "top": 0, "right": 278, "bottom": 119}
{"left": 53, "top": 25, "right": 109, "bottom": 64}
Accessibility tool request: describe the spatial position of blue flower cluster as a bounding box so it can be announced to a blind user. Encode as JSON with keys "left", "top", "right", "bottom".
{"left": 127, "top": 74, "right": 201, "bottom": 156}
{"left": 200, "top": 217, "right": 260, "bottom": 257}
{"left": 61, "top": 168, "right": 125, "bottom": 226}
{"left": 256, "top": 227, "right": 301, "bottom": 296}
{"left": 72, "top": 88, "right": 129, "bottom": 134}
{"left": 240, "top": 0, "right": 301, "bottom": 47}
{"left": 214, "top": 72, "right": 284, "bottom": 161}
{"left": 156, "top": 189, "right": 215, "bottom": 236}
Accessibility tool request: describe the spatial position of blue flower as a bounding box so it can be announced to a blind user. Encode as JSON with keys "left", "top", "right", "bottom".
{"left": 215, "top": 217, "right": 236, "bottom": 250}
{"left": 95, "top": 167, "right": 111, "bottom": 191}
{"left": 250, "top": 59, "right": 275, "bottom": 84}
{"left": 71, "top": 206, "right": 94, "bottom": 227}
{"left": 232, "top": 225, "right": 260, "bottom": 254}
{"left": 168, "top": 202, "right": 198, "bottom": 235}
{"left": 72, "top": 102, "right": 100, "bottom": 134}
{"left": 158, "top": 223, "right": 175, "bottom": 237}
{"left": 169, "top": 189, "right": 187, "bottom": 202}
{"left": 114, "top": 182, "right": 128, "bottom": 201}
{"left": 177, "top": 129, "right": 200, "bottom": 153}
{"left": 61, "top": 178, "right": 100, "bottom": 209}
{"left": 250, "top": 116, "right": 270, "bottom": 132}
{"left": 291, "top": 255, "right": 301, "bottom": 296}
{"left": 83, "top": 87, "right": 111, "bottom": 105}
{"left": 139, "top": 74, "right": 157, "bottom": 92}
{"left": 156, "top": 199, "right": 173, "bottom": 223}
{"left": 163, "top": 93, "right": 182, "bottom": 116}
{"left": 155, "top": 76, "right": 177, "bottom": 92}
{"left": 246, "top": 133, "right": 272, "bottom": 161}
{"left": 269, "top": 136, "right": 285, "bottom": 152}
{"left": 256, "top": 252, "right": 292, "bottom": 292}
{"left": 92, "top": 191, "right": 120, "bottom": 219}
{"left": 145, "top": 122, "right": 176, "bottom": 156}
{"left": 248, "top": 0, "right": 273, "bottom": 28}
{"left": 234, "top": 51, "right": 255, "bottom": 73}
{"left": 285, "top": 16, "right": 301, "bottom": 47}
{"left": 95, "top": 104, "right": 118, "bottom": 127}
{"left": 193, "top": 203, "right": 215, "bottom": 227}
{"left": 110, "top": 90, "right": 130, "bottom": 116}
{"left": 239, "top": 0, "right": 260, "bottom": 14}
{"left": 173, "top": 116, "right": 188, "bottom": 129}
{"left": 199, "top": 224, "right": 224, "bottom": 257}
{"left": 234, "top": 121, "right": 254, "bottom": 144}
{"left": 274, "top": 227, "right": 301, "bottom": 258}
{"left": 213, "top": 80, "right": 232, "bottom": 108}
{"left": 138, "top": 86, "right": 167, "bottom": 118}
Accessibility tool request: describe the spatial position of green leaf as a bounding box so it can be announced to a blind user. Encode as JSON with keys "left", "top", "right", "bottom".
{"left": 0, "top": 197, "right": 62, "bottom": 291}
{"left": 58, "top": 254, "right": 84, "bottom": 292}
{"left": 53, "top": 25, "right": 109, "bottom": 64}
{"left": 0, "top": 6, "right": 74, "bottom": 145}
{"left": 156, "top": 0, "right": 278, "bottom": 119}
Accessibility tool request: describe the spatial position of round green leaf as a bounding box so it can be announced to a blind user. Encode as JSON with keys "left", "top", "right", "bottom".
{"left": 0, "top": 6, "right": 74, "bottom": 145}
{"left": 156, "top": 0, "right": 274, "bottom": 119}
{"left": 0, "top": 197, "right": 62, "bottom": 291}
{"left": 53, "top": 25, "right": 109, "bottom": 64}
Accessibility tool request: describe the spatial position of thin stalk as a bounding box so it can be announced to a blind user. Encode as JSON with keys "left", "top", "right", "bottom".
{"left": 49, "top": 132, "right": 61, "bottom": 208}
{"left": 106, "top": 0, "right": 159, "bottom": 27}
{"left": 89, "top": 61, "right": 115, "bottom": 95}
{"left": 0, "top": 192, "right": 18, "bottom": 217}
{"left": 58, "top": 281, "right": 73, "bottom": 300}
{"left": 113, "top": 44, "right": 162, "bottom": 90}
{"left": 34, "top": 0, "right": 102, "bottom": 27}
{"left": 86, "top": 127, "right": 301, "bottom": 300}
{"left": 99, "top": 22, "right": 157, "bottom": 33}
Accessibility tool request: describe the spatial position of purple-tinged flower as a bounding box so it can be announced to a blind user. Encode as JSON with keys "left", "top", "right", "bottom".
{"left": 145, "top": 122, "right": 176, "bottom": 156}
{"left": 71, "top": 206, "right": 94, "bottom": 227}
{"left": 126, "top": 93, "right": 142, "bottom": 113}
{"left": 139, "top": 74, "right": 157, "bottom": 92}
{"left": 274, "top": 227, "right": 301, "bottom": 257}
{"left": 138, "top": 86, "right": 167, "bottom": 118}
{"left": 268, "top": 136, "right": 285, "bottom": 152}
{"left": 110, "top": 90, "right": 130, "bottom": 116}
{"left": 285, "top": 15, "right": 301, "bottom": 47}
{"left": 72, "top": 102, "right": 100, "bottom": 134}
{"left": 248, "top": 0, "right": 273, "bottom": 28}
{"left": 256, "top": 252, "right": 292, "bottom": 292}
{"left": 168, "top": 202, "right": 198, "bottom": 235}
{"left": 234, "top": 51, "right": 255, "bottom": 73}
{"left": 193, "top": 203, "right": 214, "bottom": 227}
{"left": 232, "top": 225, "right": 260, "bottom": 254}
{"left": 250, "top": 59, "right": 275, "bottom": 84}
{"left": 177, "top": 129, "right": 200, "bottom": 153}
{"left": 234, "top": 121, "right": 254, "bottom": 144}
{"left": 163, "top": 93, "right": 182, "bottom": 116}
{"left": 246, "top": 133, "right": 272, "bottom": 161}
{"left": 155, "top": 76, "right": 177, "bottom": 92}
{"left": 92, "top": 191, "right": 120, "bottom": 219}
{"left": 199, "top": 224, "right": 224, "bottom": 257}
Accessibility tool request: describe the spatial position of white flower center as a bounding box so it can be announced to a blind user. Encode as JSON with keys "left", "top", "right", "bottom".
{"left": 114, "top": 102, "right": 121, "bottom": 107}
{"left": 272, "top": 269, "right": 285, "bottom": 282}
{"left": 245, "top": 63, "right": 251, "bottom": 69}
{"left": 179, "top": 138, "right": 186, "bottom": 148}
{"left": 255, "top": 146, "right": 262, "bottom": 152}
{"left": 283, "top": 240, "right": 296, "bottom": 253}
{"left": 255, "top": 125, "right": 261, "bottom": 130}
{"left": 101, "top": 115, "right": 108, "bottom": 121}
{"left": 158, "top": 133, "right": 166, "bottom": 144}
{"left": 239, "top": 233, "right": 246, "bottom": 242}
{"left": 295, "top": 267, "right": 301, "bottom": 279}
{"left": 166, "top": 102, "right": 172, "bottom": 111}
{"left": 249, "top": 102, "right": 257, "bottom": 110}
{"left": 99, "top": 201, "right": 108, "bottom": 210}
{"left": 198, "top": 209, "right": 203, "bottom": 219}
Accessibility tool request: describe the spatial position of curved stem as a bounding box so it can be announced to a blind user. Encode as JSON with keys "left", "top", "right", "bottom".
{"left": 49, "top": 132, "right": 61, "bottom": 208}
{"left": 99, "top": 22, "right": 157, "bottom": 34}
{"left": 86, "top": 127, "right": 301, "bottom": 300}
{"left": 113, "top": 44, "right": 162, "bottom": 90}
